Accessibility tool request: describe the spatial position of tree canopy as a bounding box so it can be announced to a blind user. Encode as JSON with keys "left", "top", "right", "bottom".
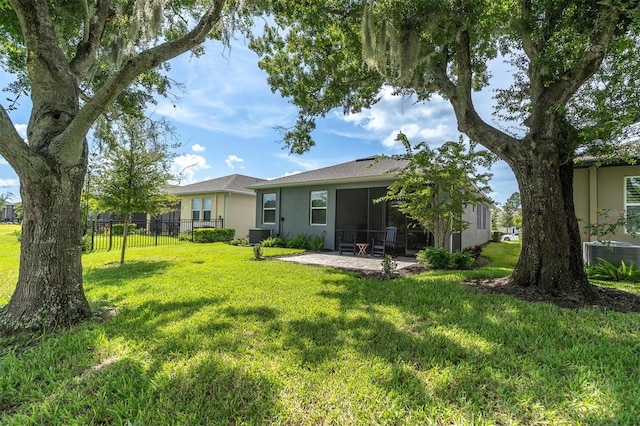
{"left": 91, "top": 116, "right": 178, "bottom": 264}
{"left": 0, "top": 0, "right": 246, "bottom": 333}
{"left": 251, "top": 0, "right": 640, "bottom": 298}
{"left": 379, "top": 133, "right": 494, "bottom": 248}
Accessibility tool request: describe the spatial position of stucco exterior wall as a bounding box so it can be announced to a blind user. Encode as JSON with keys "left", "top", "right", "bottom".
{"left": 459, "top": 203, "right": 492, "bottom": 249}
{"left": 255, "top": 180, "right": 398, "bottom": 250}
{"left": 224, "top": 193, "right": 257, "bottom": 238}
{"left": 255, "top": 179, "right": 493, "bottom": 252}
{"left": 574, "top": 164, "right": 640, "bottom": 243}
{"left": 178, "top": 191, "right": 256, "bottom": 238}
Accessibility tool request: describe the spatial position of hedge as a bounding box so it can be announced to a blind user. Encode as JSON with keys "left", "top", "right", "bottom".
{"left": 192, "top": 228, "right": 235, "bottom": 243}
{"left": 111, "top": 223, "right": 137, "bottom": 236}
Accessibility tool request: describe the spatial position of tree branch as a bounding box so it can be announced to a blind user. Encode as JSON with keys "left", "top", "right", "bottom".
{"left": 55, "top": 0, "right": 227, "bottom": 164}
{"left": 0, "top": 106, "right": 44, "bottom": 177}
{"left": 441, "top": 21, "right": 522, "bottom": 164}
{"left": 8, "top": 0, "right": 78, "bottom": 151}
{"left": 69, "top": 0, "right": 114, "bottom": 80}
{"left": 543, "top": 4, "right": 620, "bottom": 108}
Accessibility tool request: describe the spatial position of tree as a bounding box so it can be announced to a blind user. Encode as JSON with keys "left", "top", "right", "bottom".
{"left": 501, "top": 192, "right": 521, "bottom": 230}
{"left": 92, "top": 116, "right": 178, "bottom": 265}
{"left": 0, "top": 192, "right": 10, "bottom": 213}
{"left": 251, "top": 0, "right": 640, "bottom": 299}
{"left": 379, "top": 133, "right": 494, "bottom": 248}
{"left": 0, "top": 0, "right": 239, "bottom": 333}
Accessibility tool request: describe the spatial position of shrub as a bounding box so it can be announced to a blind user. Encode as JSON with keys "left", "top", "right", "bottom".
{"left": 417, "top": 247, "right": 476, "bottom": 270}
{"left": 286, "top": 234, "right": 309, "bottom": 249}
{"left": 229, "top": 237, "right": 249, "bottom": 246}
{"left": 586, "top": 258, "right": 640, "bottom": 282}
{"left": 451, "top": 250, "right": 475, "bottom": 270}
{"left": 110, "top": 223, "right": 137, "bottom": 236}
{"left": 309, "top": 234, "right": 325, "bottom": 251}
{"left": 491, "top": 231, "right": 504, "bottom": 242}
{"left": 192, "top": 228, "right": 235, "bottom": 243}
{"left": 417, "top": 247, "right": 452, "bottom": 269}
{"left": 81, "top": 234, "right": 92, "bottom": 252}
{"left": 380, "top": 254, "right": 398, "bottom": 279}
{"left": 253, "top": 242, "right": 263, "bottom": 260}
{"left": 179, "top": 231, "right": 193, "bottom": 242}
{"left": 262, "top": 236, "right": 286, "bottom": 247}
{"left": 13, "top": 229, "right": 21, "bottom": 242}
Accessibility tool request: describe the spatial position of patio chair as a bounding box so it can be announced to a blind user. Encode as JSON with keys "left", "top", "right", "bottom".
{"left": 338, "top": 226, "right": 357, "bottom": 255}
{"left": 371, "top": 226, "right": 398, "bottom": 257}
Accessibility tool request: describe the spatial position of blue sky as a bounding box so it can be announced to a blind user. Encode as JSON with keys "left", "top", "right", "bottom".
{"left": 0, "top": 36, "right": 518, "bottom": 205}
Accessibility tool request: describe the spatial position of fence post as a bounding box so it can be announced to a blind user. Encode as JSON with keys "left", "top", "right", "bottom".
{"left": 155, "top": 218, "right": 159, "bottom": 246}
{"left": 91, "top": 220, "right": 95, "bottom": 252}
{"left": 191, "top": 219, "right": 194, "bottom": 242}
{"left": 108, "top": 219, "right": 113, "bottom": 251}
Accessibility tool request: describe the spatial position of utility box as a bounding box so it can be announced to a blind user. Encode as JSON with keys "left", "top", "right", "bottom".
{"left": 249, "top": 228, "right": 272, "bottom": 244}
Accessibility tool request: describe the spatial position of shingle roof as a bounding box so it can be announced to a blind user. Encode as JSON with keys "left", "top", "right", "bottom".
{"left": 168, "top": 174, "right": 266, "bottom": 196}
{"left": 248, "top": 156, "right": 408, "bottom": 189}
{"left": 574, "top": 140, "right": 640, "bottom": 168}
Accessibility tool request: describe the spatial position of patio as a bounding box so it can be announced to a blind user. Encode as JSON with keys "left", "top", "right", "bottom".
{"left": 276, "top": 251, "right": 418, "bottom": 272}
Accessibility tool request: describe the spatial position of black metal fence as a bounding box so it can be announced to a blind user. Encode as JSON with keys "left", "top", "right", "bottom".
{"left": 84, "top": 218, "right": 224, "bottom": 252}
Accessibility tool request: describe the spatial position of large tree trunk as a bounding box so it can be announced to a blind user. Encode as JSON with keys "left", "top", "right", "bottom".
{"left": 509, "top": 154, "right": 596, "bottom": 299}
{"left": 0, "top": 156, "right": 91, "bottom": 333}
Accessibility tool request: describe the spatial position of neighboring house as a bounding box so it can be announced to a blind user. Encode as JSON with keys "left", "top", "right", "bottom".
{"left": 574, "top": 155, "right": 640, "bottom": 243}
{"left": 169, "top": 174, "right": 266, "bottom": 238}
{"left": 248, "top": 156, "right": 492, "bottom": 254}
{"left": 1, "top": 203, "right": 18, "bottom": 223}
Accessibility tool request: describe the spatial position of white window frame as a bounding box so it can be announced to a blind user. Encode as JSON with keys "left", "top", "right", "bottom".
{"left": 625, "top": 176, "right": 640, "bottom": 234}
{"left": 476, "top": 203, "right": 488, "bottom": 230}
{"left": 191, "top": 198, "right": 201, "bottom": 221}
{"left": 203, "top": 197, "right": 212, "bottom": 221}
{"left": 310, "top": 190, "right": 328, "bottom": 226}
{"left": 262, "top": 193, "right": 277, "bottom": 225}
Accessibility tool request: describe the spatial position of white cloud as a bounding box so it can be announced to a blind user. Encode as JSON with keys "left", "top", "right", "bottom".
{"left": 171, "top": 154, "right": 211, "bottom": 184}
{"left": 192, "top": 143, "right": 205, "bottom": 152}
{"left": 0, "top": 178, "right": 20, "bottom": 187}
{"left": 381, "top": 123, "right": 451, "bottom": 149}
{"left": 341, "top": 86, "right": 457, "bottom": 149}
{"left": 14, "top": 123, "right": 27, "bottom": 139}
{"left": 225, "top": 155, "right": 244, "bottom": 170}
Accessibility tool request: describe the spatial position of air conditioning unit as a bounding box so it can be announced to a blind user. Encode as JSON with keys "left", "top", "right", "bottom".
{"left": 583, "top": 241, "right": 640, "bottom": 266}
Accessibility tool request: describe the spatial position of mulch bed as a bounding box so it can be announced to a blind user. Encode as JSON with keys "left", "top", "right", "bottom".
{"left": 465, "top": 276, "right": 640, "bottom": 313}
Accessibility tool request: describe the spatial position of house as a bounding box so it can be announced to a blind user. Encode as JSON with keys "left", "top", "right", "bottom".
{"left": 574, "top": 154, "right": 640, "bottom": 243}
{"left": 169, "top": 174, "right": 266, "bottom": 238}
{"left": 248, "top": 157, "right": 492, "bottom": 254}
{"left": 0, "top": 203, "right": 18, "bottom": 223}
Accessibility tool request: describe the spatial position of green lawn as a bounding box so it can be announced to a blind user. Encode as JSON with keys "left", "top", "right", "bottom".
{"left": 1, "top": 224, "right": 639, "bottom": 425}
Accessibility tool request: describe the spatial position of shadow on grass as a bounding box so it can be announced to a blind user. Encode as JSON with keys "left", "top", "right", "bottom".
{"left": 279, "top": 272, "right": 640, "bottom": 423}
{"left": 84, "top": 260, "right": 173, "bottom": 287}
{"left": 1, "top": 337, "right": 281, "bottom": 424}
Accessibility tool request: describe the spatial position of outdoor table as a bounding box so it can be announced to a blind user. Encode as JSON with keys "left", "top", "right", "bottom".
{"left": 356, "top": 243, "right": 369, "bottom": 256}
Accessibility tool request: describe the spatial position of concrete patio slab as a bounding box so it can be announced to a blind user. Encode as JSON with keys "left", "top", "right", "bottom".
{"left": 276, "top": 251, "right": 417, "bottom": 272}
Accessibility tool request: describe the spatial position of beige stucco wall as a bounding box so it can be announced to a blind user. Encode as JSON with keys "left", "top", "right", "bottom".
{"left": 574, "top": 164, "right": 640, "bottom": 243}
{"left": 224, "top": 193, "right": 257, "bottom": 238}
{"left": 178, "top": 192, "right": 256, "bottom": 238}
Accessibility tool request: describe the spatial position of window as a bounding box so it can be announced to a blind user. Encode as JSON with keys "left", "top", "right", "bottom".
{"left": 625, "top": 176, "right": 640, "bottom": 233}
{"left": 310, "top": 190, "right": 327, "bottom": 225}
{"left": 191, "top": 198, "right": 201, "bottom": 220}
{"left": 203, "top": 197, "right": 212, "bottom": 221}
{"left": 262, "top": 193, "right": 276, "bottom": 224}
{"left": 477, "top": 204, "right": 488, "bottom": 230}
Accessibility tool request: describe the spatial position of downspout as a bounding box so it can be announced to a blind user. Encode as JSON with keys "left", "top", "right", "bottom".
{"left": 588, "top": 166, "right": 598, "bottom": 242}
{"left": 277, "top": 187, "right": 282, "bottom": 236}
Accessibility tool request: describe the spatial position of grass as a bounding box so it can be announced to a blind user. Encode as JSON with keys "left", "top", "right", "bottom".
{"left": 1, "top": 226, "right": 640, "bottom": 424}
